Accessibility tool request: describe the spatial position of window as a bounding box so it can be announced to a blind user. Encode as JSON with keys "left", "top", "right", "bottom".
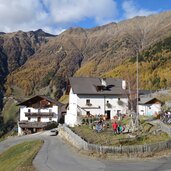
{"left": 37, "top": 117, "right": 41, "bottom": 122}
{"left": 86, "top": 99, "right": 92, "bottom": 106}
{"left": 86, "top": 99, "right": 90, "bottom": 104}
{"left": 49, "top": 109, "right": 52, "bottom": 113}
{"left": 49, "top": 117, "right": 52, "bottom": 121}
{"left": 28, "top": 117, "right": 31, "bottom": 121}
{"left": 118, "top": 98, "right": 120, "bottom": 101}
{"left": 28, "top": 109, "right": 31, "bottom": 113}
{"left": 86, "top": 111, "right": 90, "bottom": 116}
{"left": 117, "top": 110, "right": 121, "bottom": 116}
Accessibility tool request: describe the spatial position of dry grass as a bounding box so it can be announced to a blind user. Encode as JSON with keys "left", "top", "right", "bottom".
{"left": 59, "top": 95, "right": 69, "bottom": 104}
{"left": 71, "top": 121, "right": 170, "bottom": 146}
{"left": 0, "top": 140, "right": 43, "bottom": 171}
{"left": 0, "top": 130, "right": 17, "bottom": 142}
{"left": 72, "top": 125, "right": 125, "bottom": 145}
{"left": 2, "top": 98, "right": 19, "bottom": 123}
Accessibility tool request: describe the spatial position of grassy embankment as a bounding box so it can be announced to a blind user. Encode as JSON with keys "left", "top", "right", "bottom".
{"left": 72, "top": 117, "right": 170, "bottom": 146}
{"left": 2, "top": 98, "right": 19, "bottom": 123}
{"left": 0, "top": 140, "right": 43, "bottom": 171}
{"left": 0, "top": 130, "right": 17, "bottom": 142}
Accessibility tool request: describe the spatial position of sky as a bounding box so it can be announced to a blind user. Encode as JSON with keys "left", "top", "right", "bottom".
{"left": 0, "top": 0, "right": 171, "bottom": 35}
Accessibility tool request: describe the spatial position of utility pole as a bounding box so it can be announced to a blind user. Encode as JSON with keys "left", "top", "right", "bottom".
{"left": 135, "top": 51, "right": 139, "bottom": 128}
{"left": 130, "top": 44, "right": 141, "bottom": 131}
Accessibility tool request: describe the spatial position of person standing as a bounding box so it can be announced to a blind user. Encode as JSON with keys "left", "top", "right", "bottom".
{"left": 112, "top": 122, "right": 118, "bottom": 134}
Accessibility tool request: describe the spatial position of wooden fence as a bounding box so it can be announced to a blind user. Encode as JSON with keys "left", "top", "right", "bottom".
{"left": 58, "top": 123, "right": 171, "bottom": 155}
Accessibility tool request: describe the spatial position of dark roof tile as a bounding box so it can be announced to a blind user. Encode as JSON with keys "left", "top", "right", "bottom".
{"left": 69, "top": 77, "right": 126, "bottom": 95}
{"left": 17, "top": 95, "right": 63, "bottom": 107}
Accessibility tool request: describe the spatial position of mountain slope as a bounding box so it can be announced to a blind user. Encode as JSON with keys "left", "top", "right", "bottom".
{"left": 4, "top": 11, "right": 171, "bottom": 99}
{"left": 1, "top": 11, "right": 171, "bottom": 126}
{"left": 103, "top": 36, "right": 171, "bottom": 90}
{"left": 0, "top": 29, "right": 55, "bottom": 109}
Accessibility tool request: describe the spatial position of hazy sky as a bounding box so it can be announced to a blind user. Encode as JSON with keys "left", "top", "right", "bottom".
{"left": 0, "top": 0, "right": 171, "bottom": 34}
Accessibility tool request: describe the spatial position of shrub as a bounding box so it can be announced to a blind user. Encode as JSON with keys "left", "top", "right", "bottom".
{"left": 45, "top": 121, "right": 58, "bottom": 130}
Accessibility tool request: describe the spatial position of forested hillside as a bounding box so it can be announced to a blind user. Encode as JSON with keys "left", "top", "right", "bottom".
{"left": 1, "top": 11, "right": 171, "bottom": 125}
{"left": 104, "top": 36, "right": 171, "bottom": 90}
{"left": 0, "top": 29, "right": 55, "bottom": 108}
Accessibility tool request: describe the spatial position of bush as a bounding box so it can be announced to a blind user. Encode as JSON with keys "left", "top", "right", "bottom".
{"left": 45, "top": 121, "right": 58, "bottom": 130}
{"left": 82, "top": 118, "right": 85, "bottom": 124}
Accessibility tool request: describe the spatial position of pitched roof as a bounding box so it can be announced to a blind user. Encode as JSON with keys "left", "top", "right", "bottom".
{"left": 17, "top": 95, "right": 63, "bottom": 107}
{"left": 69, "top": 77, "right": 126, "bottom": 95}
{"left": 138, "top": 97, "right": 161, "bottom": 105}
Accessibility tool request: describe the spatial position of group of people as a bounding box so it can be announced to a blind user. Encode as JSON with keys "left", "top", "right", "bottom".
{"left": 160, "top": 111, "right": 171, "bottom": 124}
{"left": 112, "top": 122, "right": 125, "bottom": 134}
{"left": 93, "top": 118, "right": 125, "bottom": 134}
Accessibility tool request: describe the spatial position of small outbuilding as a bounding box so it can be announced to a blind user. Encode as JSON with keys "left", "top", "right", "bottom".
{"left": 138, "top": 97, "right": 162, "bottom": 116}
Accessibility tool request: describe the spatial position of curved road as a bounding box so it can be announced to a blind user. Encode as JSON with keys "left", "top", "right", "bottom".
{"left": 0, "top": 131, "right": 171, "bottom": 171}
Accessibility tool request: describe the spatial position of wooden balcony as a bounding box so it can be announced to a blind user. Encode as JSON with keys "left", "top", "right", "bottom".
{"left": 19, "top": 121, "right": 49, "bottom": 128}
{"left": 25, "top": 112, "right": 54, "bottom": 117}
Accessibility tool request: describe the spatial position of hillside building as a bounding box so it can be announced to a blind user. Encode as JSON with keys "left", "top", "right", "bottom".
{"left": 65, "top": 77, "right": 128, "bottom": 126}
{"left": 138, "top": 97, "right": 162, "bottom": 116}
{"left": 18, "top": 95, "right": 63, "bottom": 135}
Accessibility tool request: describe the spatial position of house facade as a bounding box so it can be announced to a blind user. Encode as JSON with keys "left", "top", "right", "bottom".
{"left": 65, "top": 77, "right": 128, "bottom": 126}
{"left": 138, "top": 97, "right": 162, "bottom": 116}
{"left": 18, "top": 95, "right": 63, "bottom": 135}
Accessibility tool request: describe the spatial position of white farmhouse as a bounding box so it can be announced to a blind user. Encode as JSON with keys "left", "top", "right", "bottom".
{"left": 18, "top": 95, "right": 63, "bottom": 135}
{"left": 65, "top": 77, "right": 128, "bottom": 126}
{"left": 138, "top": 97, "right": 162, "bottom": 116}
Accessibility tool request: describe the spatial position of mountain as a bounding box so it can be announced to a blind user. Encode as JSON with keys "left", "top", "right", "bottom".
{"left": 1, "top": 11, "right": 171, "bottom": 114}
{"left": 0, "top": 29, "right": 56, "bottom": 110}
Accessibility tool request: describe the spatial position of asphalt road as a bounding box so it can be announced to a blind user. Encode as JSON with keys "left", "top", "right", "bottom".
{"left": 1, "top": 131, "right": 171, "bottom": 171}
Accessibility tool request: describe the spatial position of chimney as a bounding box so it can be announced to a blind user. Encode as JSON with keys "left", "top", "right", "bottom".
{"left": 100, "top": 78, "right": 107, "bottom": 87}
{"left": 122, "top": 80, "right": 126, "bottom": 89}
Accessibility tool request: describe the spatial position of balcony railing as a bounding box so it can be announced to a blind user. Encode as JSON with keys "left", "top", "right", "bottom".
{"left": 19, "top": 121, "right": 49, "bottom": 128}
{"left": 25, "top": 112, "right": 54, "bottom": 117}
